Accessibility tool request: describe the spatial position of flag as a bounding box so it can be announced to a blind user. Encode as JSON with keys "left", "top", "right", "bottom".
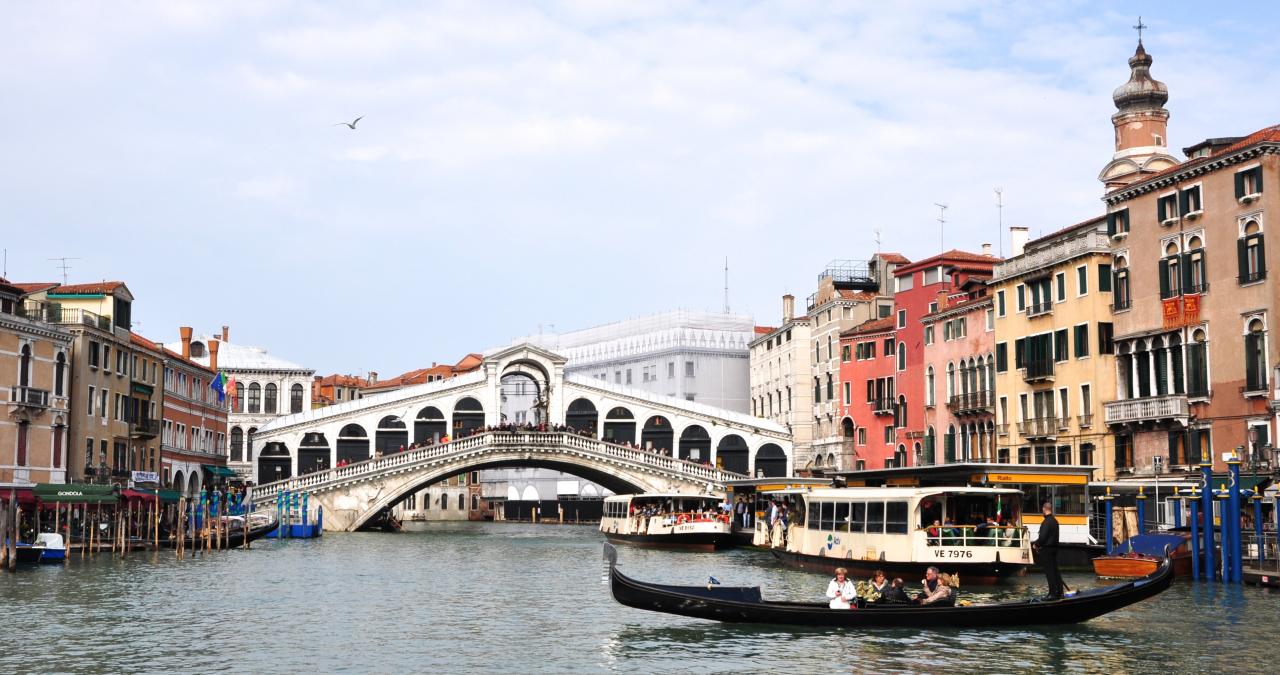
{"left": 227, "top": 377, "right": 238, "bottom": 407}
{"left": 210, "top": 372, "right": 228, "bottom": 402}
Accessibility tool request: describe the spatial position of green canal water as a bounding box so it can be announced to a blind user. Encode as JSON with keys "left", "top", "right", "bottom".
{"left": 1, "top": 523, "right": 1272, "bottom": 673}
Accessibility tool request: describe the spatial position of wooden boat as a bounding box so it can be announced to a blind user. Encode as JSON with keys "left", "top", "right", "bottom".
{"left": 1093, "top": 532, "right": 1193, "bottom": 579}
{"left": 604, "top": 543, "right": 1174, "bottom": 627}
{"left": 159, "top": 512, "right": 279, "bottom": 549}
{"left": 601, "top": 494, "right": 735, "bottom": 551}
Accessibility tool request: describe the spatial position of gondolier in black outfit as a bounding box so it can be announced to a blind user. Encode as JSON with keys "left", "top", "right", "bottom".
{"left": 1033, "top": 501, "right": 1063, "bottom": 600}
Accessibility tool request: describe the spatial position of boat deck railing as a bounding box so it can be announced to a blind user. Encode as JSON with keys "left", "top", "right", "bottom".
{"left": 1242, "top": 530, "right": 1279, "bottom": 573}
{"left": 922, "top": 525, "right": 1028, "bottom": 548}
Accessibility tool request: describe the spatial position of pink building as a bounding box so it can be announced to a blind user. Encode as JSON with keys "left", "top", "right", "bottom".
{"left": 920, "top": 277, "right": 997, "bottom": 465}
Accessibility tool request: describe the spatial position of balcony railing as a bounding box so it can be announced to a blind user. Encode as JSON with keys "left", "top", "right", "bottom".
{"left": 1103, "top": 394, "right": 1189, "bottom": 426}
{"left": 996, "top": 423, "right": 1009, "bottom": 436}
{"left": 1026, "top": 301, "right": 1053, "bottom": 318}
{"left": 872, "top": 398, "right": 895, "bottom": 415}
{"left": 1078, "top": 414, "right": 1093, "bottom": 428}
{"left": 1017, "top": 417, "right": 1062, "bottom": 439}
{"left": 1023, "top": 359, "right": 1055, "bottom": 383}
{"left": 130, "top": 416, "right": 160, "bottom": 439}
{"left": 10, "top": 385, "right": 50, "bottom": 408}
{"left": 39, "top": 306, "right": 113, "bottom": 331}
{"left": 1239, "top": 271, "right": 1266, "bottom": 285}
{"left": 947, "top": 391, "right": 994, "bottom": 415}
{"left": 1184, "top": 283, "right": 1209, "bottom": 295}
{"left": 1111, "top": 299, "right": 1131, "bottom": 311}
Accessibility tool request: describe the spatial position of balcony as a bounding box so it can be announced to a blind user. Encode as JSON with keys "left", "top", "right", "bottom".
{"left": 1026, "top": 301, "right": 1053, "bottom": 318}
{"left": 947, "top": 391, "right": 994, "bottom": 415}
{"left": 10, "top": 385, "right": 50, "bottom": 410}
{"left": 1184, "top": 283, "right": 1209, "bottom": 295}
{"left": 872, "top": 398, "right": 895, "bottom": 415}
{"left": 1078, "top": 414, "right": 1093, "bottom": 428}
{"left": 996, "top": 423, "right": 1009, "bottom": 436}
{"left": 42, "top": 306, "right": 113, "bottom": 331}
{"left": 1239, "top": 271, "right": 1266, "bottom": 285}
{"left": 130, "top": 416, "right": 159, "bottom": 440}
{"left": 1022, "top": 359, "right": 1055, "bottom": 383}
{"left": 1103, "top": 394, "right": 1189, "bottom": 426}
{"left": 1111, "top": 299, "right": 1131, "bottom": 312}
{"left": 1017, "top": 417, "right": 1062, "bottom": 440}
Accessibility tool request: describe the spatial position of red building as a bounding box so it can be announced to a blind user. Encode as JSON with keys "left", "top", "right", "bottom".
{"left": 838, "top": 317, "right": 900, "bottom": 469}
{"left": 891, "top": 250, "right": 1001, "bottom": 466}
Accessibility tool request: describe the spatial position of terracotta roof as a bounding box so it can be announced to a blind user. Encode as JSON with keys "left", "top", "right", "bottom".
{"left": 316, "top": 374, "right": 371, "bottom": 388}
{"left": 1139, "top": 123, "right": 1280, "bottom": 185}
{"left": 842, "top": 316, "right": 896, "bottom": 337}
{"left": 836, "top": 290, "right": 877, "bottom": 301}
{"left": 1024, "top": 215, "right": 1107, "bottom": 248}
{"left": 878, "top": 253, "right": 911, "bottom": 264}
{"left": 895, "top": 250, "right": 1001, "bottom": 275}
{"left": 47, "top": 281, "right": 127, "bottom": 295}
{"left": 160, "top": 346, "right": 217, "bottom": 375}
{"left": 130, "top": 332, "right": 162, "bottom": 352}
{"left": 454, "top": 353, "right": 484, "bottom": 370}
{"left": 924, "top": 295, "right": 991, "bottom": 318}
{"left": 12, "top": 282, "right": 60, "bottom": 295}
{"left": 754, "top": 326, "right": 777, "bottom": 335}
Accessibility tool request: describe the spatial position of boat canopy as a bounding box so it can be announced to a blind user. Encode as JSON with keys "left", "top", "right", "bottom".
{"left": 1117, "top": 533, "right": 1185, "bottom": 558}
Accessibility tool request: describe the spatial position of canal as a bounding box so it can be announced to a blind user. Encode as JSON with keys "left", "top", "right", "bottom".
{"left": 1, "top": 523, "right": 1273, "bottom": 672}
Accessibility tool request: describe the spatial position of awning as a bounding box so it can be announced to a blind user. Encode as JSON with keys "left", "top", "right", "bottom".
{"left": 33, "top": 484, "right": 119, "bottom": 504}
{"left": 1, "top": 488, "right": 37, "bottom": 506}
{"left": 203, "top": 465, "right": 236, "bottom": 477}
{"left": 121, "top": 489, "right": 157, "bottom": 503}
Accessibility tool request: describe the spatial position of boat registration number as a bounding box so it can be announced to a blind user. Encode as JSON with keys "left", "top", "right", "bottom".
{"left": 933, "top": 550, "right": 974, "bottom": 559}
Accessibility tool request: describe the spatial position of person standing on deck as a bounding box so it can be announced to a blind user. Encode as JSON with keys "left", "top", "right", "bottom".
{"left": 1033, "top": 501, "right": 1064, "bottom": 600}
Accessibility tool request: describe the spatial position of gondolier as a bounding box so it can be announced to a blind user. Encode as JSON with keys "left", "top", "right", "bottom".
{"left": 1033, "top": 502, "right": 1064, "bottom": 601}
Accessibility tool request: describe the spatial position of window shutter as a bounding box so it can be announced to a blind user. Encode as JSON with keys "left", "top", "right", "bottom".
{"left": 1235, "top": 171, "right": 1246, "bottom": 198}
{"left": 1254, "top": 166, "right": 1264, "bottom": 194}
{"left": 1246, "top": 335, "right": 1260, "bottom": 391}
{"left": 1178, "top": 189, "right": 1189, "bottom": 215}
{"left": 1054, "top": 329, "right": 1068, "bottom": 362}
{"left": 1158, "top": 259, "right": 1170, "bottom": 298}
{"left": 1158, "top": 196, "right": 1167, "bottom": 222}
{"left": 1238, "top": 237, "right": 1249, "bottom": 280}
{"left": 1015, "top": 338, "right": 1025, "bottom": 369}
{"left": 1107, "top": 212, "right": 1116, "bottom": 236}
{"left": 1181, "top": 252, "right": 1194, "bottom": 291}
{"left": 1258, "top": 234, "right": 1267, "bottom": 276}
{"left": 996, "top": 343, "right": 1007, "bottom": 372}
{"left": 1172, "top": 345, "right": 1185, "bottom": 394}
{"left": 1168, "top": 431, "right": 1181, "bottom": 465}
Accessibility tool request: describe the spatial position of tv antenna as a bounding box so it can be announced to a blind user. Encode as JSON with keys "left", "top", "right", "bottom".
{"left": 994, "top": 188, "right": 1004, "bottom": 257}
{"left": 933, "top": 203, "right": 948, "bottom": 251}
{"left": 49, "top": 257, "right": 80, "bottom": 284}
{"left": 874, "top": 228, "right": 882, "bottom": 253}
{"left": 722, "top": 257, "right": 730, "bottom": 314}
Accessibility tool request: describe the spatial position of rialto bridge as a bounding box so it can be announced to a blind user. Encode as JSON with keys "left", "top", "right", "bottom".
{"left": 247, "top": 344, "right": 792, "bottom": 531}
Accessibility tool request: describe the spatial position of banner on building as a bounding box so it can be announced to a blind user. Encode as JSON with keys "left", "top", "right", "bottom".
{"left": 1162, "top": 297, "right": 1182, "bottom": 330}
{"left": 1182, "top": 293, "right": 1201, "bottom": 326}
{"left": 131, "top": 471, "right": 160, "bottom": 484}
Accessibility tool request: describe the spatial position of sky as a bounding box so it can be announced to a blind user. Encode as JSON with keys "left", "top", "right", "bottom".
{"left": 4, "top": 1, "right": 1280, "bottom": 377}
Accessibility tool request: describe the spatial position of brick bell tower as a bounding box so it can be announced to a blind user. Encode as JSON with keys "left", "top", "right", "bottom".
{"left": 1098, "top": 26, "right": 1180, "bottom": 193}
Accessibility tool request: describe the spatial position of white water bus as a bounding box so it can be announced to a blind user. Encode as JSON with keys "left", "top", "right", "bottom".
{"left": 601, "top": 493, "right": 734, "bottom": 551}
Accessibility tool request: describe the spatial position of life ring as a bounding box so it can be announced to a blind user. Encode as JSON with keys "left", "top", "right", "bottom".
{"left": 677, "top": 515, "right": 688, "bottom": 525}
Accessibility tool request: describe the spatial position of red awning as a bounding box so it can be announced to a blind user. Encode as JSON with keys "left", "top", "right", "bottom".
{"left": 121, "top": 489, "right": 157, "bottom": 503}
{"left": 2, "top": 488, "right": 37, "bottom": 507}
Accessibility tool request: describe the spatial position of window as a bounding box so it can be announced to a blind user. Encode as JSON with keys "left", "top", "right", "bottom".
{"left": 841, "top": 345, "right": 851, "bottom": 362}
{"left": 1107, "top": 208, "right": 1130, "bottom": 236}
{"left": 924, "top": 325, "right": 934, "bottom": 345}
{"left": 684, "top": 361, "right": 694, "bottom": 377}
{"left": 995, "top": 343, "right": 1008, "bottom": 372}
{"left": 1076, "top": 266, "right": 1088, "bottom": 296}
{"left": 100, "top": 390, "right": 107, "bottom": 419}
{"left": 230, "top": 427, "right": 243, "bottom": 462}
{"left": 88, "top": 341, "right": 100, "bottom": 368}
{"left": 884, "top": 338, "right": 895, "bottom": 356}
{"left": 897, "top": 309, "right": 906, "bottom": 329}
{"left": 667, "top": 362, "right": 675, "bottom": 379}
{"left": 1245, "top": 319, "right": 1267, "bottom": 392}
{"left": 996, "top": 290, "right": 1006, "bottom": 317}
{"left": 291, "top": 384, "right": 304, "bottom": 413}
{"left": 1081, "top": 384, "right": 1092, "bottom": 415}
{"left": 1187, "top": 329, "right": 1209, "bottom": 396}
{"left": 1179, "top": 185, "right": 1203, "bottom": 216}
{"left": 1055, "top": 272, "right": 1066, "bottom": 302}
{"left": 1159, "top": 245, "right": 1181, "bottom": 299}
{"left": 1235, "top": 165, "right": 1264, "bottom": 199}
{"left": 248, "top": 383, "right": 261, "bottom": 413}
{"left": 1113, "top": 258, "right": 1130, "bottom": 310}
{"left": 826, "top": 373, "right": 833, "bottom": 400}
{"left": 55, "top": 353, "right": 66, "bottom": 396}
{"left": 883, "top": 426, "right": 894, "bottom": 443}
{"left": 926, "top": 367, "right": 935, "bottom": 406}
{"left": 1239, "top": 221, "right": 1266, "bottom": 284}
{"left": 264, "top": 383, "right": 278, "bottom": 414}
{"left": 103, "top": 345, "right": 111, "bottom": 373}
{"left": 625, "top": 369, "right": 632, "bottom": 385}
{"left": 1054, "top": 329, "right": 1068, "bottom": 362}
{"left": 897, "top": 348, "right": 905, "bottom": 372}
{"left": 1157, "top": 193, "right": 1179, "bottom": 223}
{"left": 857, "top": 428, "right": 867, "bottom": 445}
{"left": 1074, "top": 324, "right": 1089, "bottom": 358}
{"left": 1016, "top": 284, "right": 1025, "bottom": 312}
{"left": 843, "top": 382, "right": 851, "bottom": 406}
{"left": 985, "top": 308, "right": 994, "bottom": 331}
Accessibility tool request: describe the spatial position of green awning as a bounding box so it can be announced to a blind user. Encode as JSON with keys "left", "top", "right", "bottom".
{"left": 203, "top": 465, "right": 236, "bottom": 477}
{"left": 33, "top": 483, "right": 119, "bottom": 504}
{"left": 136, "top": 488, "right": 181, "bottom": 503}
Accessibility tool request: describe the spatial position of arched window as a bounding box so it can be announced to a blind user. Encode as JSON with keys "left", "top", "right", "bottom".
{"left": 471, "top": 494, "right": 480, "bottom": 511}
{"left": 230, "top": 427, "right": 243, "bottom": 462}
{"left": 290, "top": 383, "right": 304, "bottom": 413}
{"left": 1245, "top": 319, "right": 1268, "bottom": 392}
{"left": 946, "top": 363, "right": 955, "bottom": 399}
{"left": 18, "top": 344, "right": 31, "bottom": 388}
{"left": 925, "top": 366, "right": 935, "bottom": 406}
{"left": 264, "top": 383, "right": 278, "bottom": 414}
{"left": 1114, "top": 256, "right": 1131, "bottom": 309}
{"left": 458, "top": 493, "right": 466, "bottom": 510}
{"left": 55, "top": 352, "right": 66, "bottom": 396}
{"left": 247, "top": 383, "right": 261, "bottom": 413}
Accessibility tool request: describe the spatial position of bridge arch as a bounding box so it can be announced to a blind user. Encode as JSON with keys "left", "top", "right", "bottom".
{"left": 376, "top": 415, "right": 408, "bottom": 454}
{"left": 258, "top": 442, "right": 291, "bottom": 483}
{"left": 679, "top": 424, "right": 711, "bottom": 462}
{"left": 337, "top": 424, "right": 369, "bottom": 464}
{"left": 452, "top": 397, "right": 485, "bottom": 437}
{"left": 299, "top": 432, "right": 330, "bottom": 475}
{"left": 414, "top": 406, "right": 446, "bottom": 444}
{"left": 754, "top": 443, "right": 787, "bottom": 477}
{"left": 716, "top": 434, "right": 749, "bottom": 474}
{"left": 640, "top": 415, "right": 673, "bottom": 454}
{"left": 566, "top": 398, "right": 598, "bottom": 435}
{"left": 603, "top": 407, "right": 636, "bottom": 445}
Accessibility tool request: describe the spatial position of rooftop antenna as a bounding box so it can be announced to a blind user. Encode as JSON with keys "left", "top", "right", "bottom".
{"left": 2, "top": 249, "right": 6, "bottom": 278}
{"left": 48, "top": 257, "right": 79, "bottom": 284}
{"left": 723, "top": 256, "right": 730, "bottom": 314}
{"left": 874, "top": 228, "right": 882, "bottom": 253}
{"left": 933, "top": 203, "right": 948, "bottom": 252}
{"left": 994, "top": 187, "right": 1004, "bottom": 257}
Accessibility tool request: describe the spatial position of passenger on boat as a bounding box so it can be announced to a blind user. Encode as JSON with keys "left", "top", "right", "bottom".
{"left": 879, "top": 578, "right": 911, "bottom": 604}
{"left": 926, "top": 519, "right": 942, "bottom": 546}
{"left": 826, "top": 567, "right": 857, "bottom": 610}
{"left": 920, "top": 573, "right": 955, "bottom": 606}
{"left": 915, "top": 566, "right": 941, "bottom": 602}
{"left": 870, "top": 569, "right": 889, "bottom": 595}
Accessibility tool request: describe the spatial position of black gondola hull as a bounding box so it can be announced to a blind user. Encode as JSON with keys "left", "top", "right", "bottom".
{"left": 605, "top": 544, "right": 1173, "bottom": 627}
{"left": 770, "top": 548, "right": 1027, "bottom": 585}
{"left": 605, "top": 531, "right": 736, "bottom": 551}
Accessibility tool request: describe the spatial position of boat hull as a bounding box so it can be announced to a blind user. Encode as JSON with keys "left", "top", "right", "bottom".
{"left": 606, "top": 543, "right": 1174, "bottom": 627}
{"left": 770, "top": 548, "right": 1027, "bottom": 585}
{"left": 1094, "top": 552, "right": 1192, "bottom": 579}
{"left": 605, "top": 531, "right": 736, "bottom": 551}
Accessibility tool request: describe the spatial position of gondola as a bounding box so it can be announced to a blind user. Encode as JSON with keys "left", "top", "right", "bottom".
{"left": 157, "top": 513, "right": 279, "bottom": 549}
{"left": 604, "top": 543, "right": 1173, "bottom": 627}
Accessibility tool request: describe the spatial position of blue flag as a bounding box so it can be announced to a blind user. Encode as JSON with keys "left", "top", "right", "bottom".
{"left": 210, "top": 372, "right": 227, "bottom": 402}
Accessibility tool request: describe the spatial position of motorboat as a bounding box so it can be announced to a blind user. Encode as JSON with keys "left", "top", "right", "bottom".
{"left": 1093, "top": 532, "right": 1193, "bottom": 579}
{"left": 601, "top": 494, "right": 734, "bottom": 551}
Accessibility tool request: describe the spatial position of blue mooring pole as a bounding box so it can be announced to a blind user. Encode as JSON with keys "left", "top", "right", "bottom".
{"left": 1173, "top": 488, "right": 1183, "bottom": 528}
{"left": 1136, "top": 489, "right": 1147, "bottom": 536}
{"left": 1102, "top": 490, "right": 1114, "bottom": 555}
{"left": 1200, "top": 462, "right": 1215, "bottom": 580}
{"left": 1189, "top": 496, "right": 1201, "bottom": 581}
{"left": 1228, "top": 459, "right": 1242, "bottom": 583}
{"left": 1254, "top": 492, "right": 1265, "bottom": 566}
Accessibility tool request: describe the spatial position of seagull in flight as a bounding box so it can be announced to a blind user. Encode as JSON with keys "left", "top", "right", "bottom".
{"left": 334, "top": 116, "right": 364, "bottom": 130}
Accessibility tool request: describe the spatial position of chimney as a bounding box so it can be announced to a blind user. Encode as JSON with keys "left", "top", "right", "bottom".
{"left": 1010, "top": 227, "right": 1030, "bottom": 257}
{"left": 208, "top": 339, "right": 220, "bottom": 372}
{"left": 179, "top": 326, "right": 193, "bottom": 359}
{"left": 981, "top": 243, "right": 992, "bottom": 256}
{"left": 314, "top": 375, "right": 322, "bottom": 382}
{"left": 369, "top": 371, "right": 377, "bottom": 384}
{"left": 782, "top": 294, "right": 795, "bottom": 322}
{"left": 221, "top": 325, "right": 229, "bottom": 342}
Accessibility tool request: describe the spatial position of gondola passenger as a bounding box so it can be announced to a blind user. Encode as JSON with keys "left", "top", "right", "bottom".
{"left": 826, "top": 567, "right": 857, "bottom": 609}
{"left": 920, "top": 573, "right": 955, "bottom": 606}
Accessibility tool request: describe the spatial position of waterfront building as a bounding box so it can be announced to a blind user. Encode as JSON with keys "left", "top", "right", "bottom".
{"left": 0, "top": 278, "right": 73, "bottom": 489}
{"left": 920, "top": 276, "right": 996, "bottom": 466}
{"left": 167, "top": 327, "right": 313, "bottom": 484}
{"left": 16, "top": 281, "right": 154, "bottom": 485}
{"left": 749, "top": 295, "right": 814, "bottom": 469}
{"left": 159, "top": 332, "right": 230, "bottom": 495}
{"left": 806, "top": 256, "right": 904, "bottom": 470}
{"left": 515, "top": 310, "right": 755, "bottom": 413}
{"left": 991, "top": 218, "right": 1118, "bottom": 478}
{"left": 1100, "top": 40, "right": 1280, "bottom": 478}
{"left": 361, "top": 354, "right": 483, "bottom": 397}
{"left": 312, "top": 373, "right": 374, "bottom": 408}
{"left": 125, "top": 333, "right": 165, "bottom": 490}
{"left": 837, "top": 316, "right": 898, "bottom": 469}
{"left": 892, "top": 250, "right": 1000, "bottom": 468}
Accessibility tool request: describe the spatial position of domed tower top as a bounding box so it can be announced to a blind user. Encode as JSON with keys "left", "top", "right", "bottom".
{"left": 1098, "top": 21, "right": 1179, "bottom": 194}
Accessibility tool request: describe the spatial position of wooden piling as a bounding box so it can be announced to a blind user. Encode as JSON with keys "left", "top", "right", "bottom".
{"left": 1, "top": 493, "right": 10, "bottom": 571}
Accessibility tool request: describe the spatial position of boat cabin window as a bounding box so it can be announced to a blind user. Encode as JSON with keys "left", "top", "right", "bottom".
{"left": 922, "top": 492, "right": 1022, "bottom": 528}
{"left": 866, "top": 502, "right": 885, "bottom": 534}
{"left": 849, "top": 502, "right": 865, "bottom": 533}
{"left": 834, "top": 502, "right": 849, "bottom": 532}
{"left": 885, "top": 501, "right": 908, "bottom": 534}
{"left": 1022, "top": 485, "right": 1084, "bottom": 516}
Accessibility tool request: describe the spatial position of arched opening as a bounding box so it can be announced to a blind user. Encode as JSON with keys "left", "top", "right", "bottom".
{"left": 258, "top": 442, "right": 291, "bottom": 483}
{"left": 566, "top": 398, "right": 598, "bottom": 435}
{"left": 500, "top": 373, "right": 542, "bottom": 426}
{"left": 54, "top": 352, "right": 66, "bottom": 396}
{"left": 187, "top": 472, "right": 199, "bottom": 496}
{"left": 755, "top": 443, "right": 787, "bottom": 477}
{"left": 264, "top": 383, "right": 278, "bottom": 414}
{"left": 337, "top": 423, "right": 369, "bottom": 465}
{"left": 247, "top": 383, "right": 261, "bottom": 413}
{"left": 602, "top": 407, "right": 636, "bottom": 445}
{"left": 414, "top": 406, "right": 446, "bottom": 444}
{"left": 640, "top": 415, "right": 673, "bottom": 453}
{"left": 826, "top": 452, "right": 836, "bottom": 468}
{"left": 716, "top": 434, "right": 749, "bottom": 474}
{"left": 290, "top": 383, "right": 304, "bottom": 414}
{"left": 452, "top": 397, "right": 485, "bottom": 438}
{"left": 679, "top": 425, "right": 711, "bottom": 462}
{"left": 506, "top": 485, "right": 520, "bottom": 501}
{"left": 840, "top": 417, "right": 855, "bottom": 438}
{"left": 172, "top": 470, "right": 185, "bottom": 493}
{"left": 520, "top": 485, "right": 540, "bottom": 501}
{"left": 230, "top": 426, "right": 244, "bottom": 462}
{"left": 18, "top": 344, "right": 31, "bottom": 387}
{"left": 298, "top": 432, "right": 330, "bottom": 475}
{"left": 375, "top": 415, "right": 409, "bottom": 454}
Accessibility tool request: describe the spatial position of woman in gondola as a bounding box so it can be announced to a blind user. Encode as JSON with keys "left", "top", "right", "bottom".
{"left": 826, "top": 567, "right": 857, "bottom": 609}
{"left": 920, "top": 573, "right": 955, "bottom": 606}
{"left": 869, "top": 569, "right": 889, "bottom": 595}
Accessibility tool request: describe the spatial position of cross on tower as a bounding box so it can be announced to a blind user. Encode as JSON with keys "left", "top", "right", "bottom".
{"left": 1133, "top": 16, "right": 1147, "bottom": 43}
